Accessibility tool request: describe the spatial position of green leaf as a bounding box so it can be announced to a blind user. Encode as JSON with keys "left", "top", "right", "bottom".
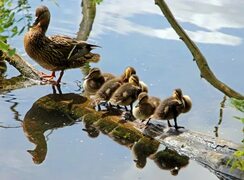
{"left": 11, "top": 26, "right": 18, "bottom": 37}
{"left": 0, "top": 40, "right": 10, "bottom": 52}
{"left": 8, "top": 48, "right": 15, "bottom": 56}
{"left": 7, "top": 1, "right": 12, "bottom": 7}
{"left": 18, "top": 26, "right": 25, "bottom": 35}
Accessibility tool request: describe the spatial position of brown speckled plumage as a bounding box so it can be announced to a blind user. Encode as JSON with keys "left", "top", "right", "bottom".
{"left": 152, "top": 89, "right": 192, "bottom": 130}
{"left": 133, "top": 92, "right": 160, "bottom": 121}
{"left": 94, "top": 67, "right": 136, "bottom": 104}
{"left": 109, "top": 74, "right": 142, "bottom": 111}
{"left": 24, "top": 5, "right": 99, "bottom": 83}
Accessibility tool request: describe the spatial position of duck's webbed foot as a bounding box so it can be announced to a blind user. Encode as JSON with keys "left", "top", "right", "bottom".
{"left": 167, "top": 120, "right": 173, "bottom": 127}
{"left": 174, "top": 125, "right": 185, "bottom": 130}
{"left": 173, "top": 119, "right": 184, "bottom": 131}
{"left": 39, "top": 71, "right": 57, "bottom": 84}
{"left": 39, "top": 71, "right": 55, "bottom": 80}
{"left": 145, "top": 118, "right": 151, "bottom": 126}
{"left": 121, "top": 111, "right": 135, "bottom": 121}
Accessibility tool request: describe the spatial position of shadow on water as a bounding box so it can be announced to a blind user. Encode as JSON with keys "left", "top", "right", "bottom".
{"left": 22, "top": 93, "right": 86, "bottom": 164}
{"left": 22, "top": 91, "right": 190, "bottom": 176}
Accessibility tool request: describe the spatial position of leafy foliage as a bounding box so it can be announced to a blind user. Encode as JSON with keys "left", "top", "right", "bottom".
{"left": 228, "top": 98, "right": 244, "bottom": 171}
{"left": 0, "top": 0, "right": 32, "bottom": 56}
{"left": 228, "top": 146, "right": 244, "bottom": 172}
{"left": 94, "top": 0, "right": 103, "bottom": 5}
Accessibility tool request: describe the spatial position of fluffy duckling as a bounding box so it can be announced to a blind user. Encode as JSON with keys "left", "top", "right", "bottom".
{"left": 139, "top": 81, "right": 148, "bottom": 93}
{"left": 24, "top": 5, "right": 99, "bottom": 84}
{"left": 94, "top": 67, "right": 136, "bottom": 110}
{"left": 133, "top": 92, "right": 160, "bottom": 121}
{"left": 109, "top": 74, "right": 142, "bottom": 112}
{"left": 120, "top": 66, "right": 136, "bottom": 83}
{"left": 83, "top": 68, "right": 115, "bottom": 95}
{"left": 151, "top": 89, "right": 192, "bottom": 130}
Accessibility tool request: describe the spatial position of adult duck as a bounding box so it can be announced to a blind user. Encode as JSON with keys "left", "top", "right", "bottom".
{"left": 24, "top": 5, "right": 99, "bottom": 84}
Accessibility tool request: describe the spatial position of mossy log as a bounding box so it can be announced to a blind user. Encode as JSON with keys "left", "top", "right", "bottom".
{"left": 22, "top": 93, "right": 243, "bottom": 179}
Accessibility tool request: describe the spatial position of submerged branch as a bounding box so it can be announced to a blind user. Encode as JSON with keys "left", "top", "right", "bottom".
{"left": 0, "top": 75, "right": 39, "bottom": 93}
{"left": 154, "top": 0, "right": 244, "bottom": 100}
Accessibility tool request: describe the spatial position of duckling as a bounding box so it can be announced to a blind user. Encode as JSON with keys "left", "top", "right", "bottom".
{"left": 139, "top": 80, "right": 148, "bottom": 93}
{"left": 133, "top": 92, "right": 160, "bottom": 121}
{"left": 83, "top": 68, "right": 115, "bottom": 95}
{"left": 109, "top": 74, "right": 142, "bottom": 112}
{"left": 150, "top": 89, "right": 192, "bottom": 130}
{"left": 24, "top": 5, "right": 99, "bottom": 84}
{"left": 120, "top": 66, "right": 136, "bottom": 83}
{"left": 94, "top": 66, "right": 136, "bottom": 110}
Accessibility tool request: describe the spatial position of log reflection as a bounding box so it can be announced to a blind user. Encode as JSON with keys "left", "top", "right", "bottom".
{"left": 22, "top": 92, "right": 164, "bottom": 170}
{"left": 21, "top": 92, "right": 239, "bottom": 179}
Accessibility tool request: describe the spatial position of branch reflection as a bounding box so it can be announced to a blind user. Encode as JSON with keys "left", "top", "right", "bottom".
{"left": 214, "top": 95, "right": 227, "bottom": 137}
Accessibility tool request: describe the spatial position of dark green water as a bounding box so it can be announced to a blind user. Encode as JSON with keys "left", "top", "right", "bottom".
{"left": 1, "top": 0, "right": 243, "bottom": 179}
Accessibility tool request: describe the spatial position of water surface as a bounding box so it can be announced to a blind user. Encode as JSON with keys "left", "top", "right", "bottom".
{"left": 1, "top": 0, "right": 244, "bottom": 179}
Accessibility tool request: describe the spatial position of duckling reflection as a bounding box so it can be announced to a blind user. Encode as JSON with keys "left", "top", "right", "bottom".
{"left": 23, "top": 93, "right": 86, "bottom": 164}
{"left": 82, "top": 120, "right": 100, "bottom": 138}
{"left": 153, "top": 147, "right": 189, "bottom": 176}
{"left": 132, "top": 138, "right": 159, "bottom": 169}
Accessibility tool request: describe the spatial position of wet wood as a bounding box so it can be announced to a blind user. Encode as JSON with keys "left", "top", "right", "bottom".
{"left": 22, "top": 93, "right": 243, "bottom": 179}
{"left": 77, "top": 0, "right": 96, "bottom": 41}
{"left": 0, "top": 75, "right": 39, "bottom": 93}
{"left": 2, "top": 51, "right": 41, "bottom": 80}
{"left": 154, "top": 0, "right": 244, "bottom": 100}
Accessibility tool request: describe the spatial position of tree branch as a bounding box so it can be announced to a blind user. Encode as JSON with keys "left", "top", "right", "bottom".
{"left": 155, "top": 0, "right": 244, "bottom": 100}
{"left": 77, "top": 0, "right": 96, "bottom": 41}
{"left": 3, "top": 52, "right": 41, "bottom": 80}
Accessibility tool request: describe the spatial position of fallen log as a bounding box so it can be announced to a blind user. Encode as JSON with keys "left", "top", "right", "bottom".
{"left": 22, "top": 93, "right": 243, "bottom": 179}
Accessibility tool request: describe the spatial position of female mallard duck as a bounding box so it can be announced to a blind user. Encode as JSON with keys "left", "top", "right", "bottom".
{"left": 133, "top": 92, "right": 160, "bottom": 121}
{"left": 94, "top": 66, "right": 136, "bottom": 110}
{"left": 109, "top": 74, "right": 142, "bottom": 112}
{"left": 150, "top": 88, "right": 192, "bottom": 130}
{"left": 24, "top": 5, "right": 99, "bottom": 84}
{"left": 83, "top": 67, "right": 115, "bottom": 95}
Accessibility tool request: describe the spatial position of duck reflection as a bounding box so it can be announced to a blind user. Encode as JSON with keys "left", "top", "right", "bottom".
{"left": 23, "top": 93, "right": 87, "bottom": 164}
{"left": 153, "top": 147, "right": 189, "bottom": 176}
